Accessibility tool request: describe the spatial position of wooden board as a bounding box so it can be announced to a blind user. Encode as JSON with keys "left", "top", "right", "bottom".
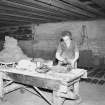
{"left": 0, "top": 68, "right": 86, "bottom": 90}
{"left": 5, "top": 72, "right": 61, "bottom": 90}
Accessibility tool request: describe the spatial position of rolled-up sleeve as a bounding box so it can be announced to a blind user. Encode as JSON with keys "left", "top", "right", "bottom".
{"left": 75, "top": 44, "right": 79, "bottom": 52}
{"left": 56, "top": 43, "right": 62, "bottom": 54}
{"left": 56, "top": 43, "right": 64, "bottom": 61}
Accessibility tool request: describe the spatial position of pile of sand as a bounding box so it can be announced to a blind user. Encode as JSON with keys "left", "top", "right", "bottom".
{"left": 0, "top": 36, "right": 29, "bottom": 62}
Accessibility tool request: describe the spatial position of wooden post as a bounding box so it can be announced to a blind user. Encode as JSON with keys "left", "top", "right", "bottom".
{"left": 0, "top": 72, "right": 3, "bottom": 98}
{"left": 31, "top": 24, "right": 38, "bottom": 60}
{"left": 53, "top": 91, "right": 65, "bottom": 105}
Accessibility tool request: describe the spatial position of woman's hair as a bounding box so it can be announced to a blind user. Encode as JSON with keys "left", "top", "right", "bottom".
{"left": 61, "top": 31, "right": 72, "bottom": 41}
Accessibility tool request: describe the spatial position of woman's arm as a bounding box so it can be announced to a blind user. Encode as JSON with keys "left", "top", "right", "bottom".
{"left": 55, "top": 43, "right": 65, "bottom": 62}
{"left": 73, "top": 49, "right": 79, "bottom": 63}
{"left": 56, "top": 52, "right": 64, "bottom": 61}
{"left": 70, "top": 44, "right": 79, "bottom": 68}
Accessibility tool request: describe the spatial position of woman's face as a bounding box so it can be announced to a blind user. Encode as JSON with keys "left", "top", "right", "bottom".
{"left": 62, "top": 35, "right": 71, "bottom": 47}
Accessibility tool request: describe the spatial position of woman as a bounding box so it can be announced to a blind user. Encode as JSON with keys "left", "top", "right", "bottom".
{"left": 55, "top": 31, "right": 81, "bottom": 102}
{"left": 56, "top": 31, "right": 79, "bottom": 68}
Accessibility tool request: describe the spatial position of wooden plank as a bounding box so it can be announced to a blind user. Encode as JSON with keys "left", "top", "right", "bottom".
{"left": 92, "top": 0, "right": 105, "bottom": 11}
{"left": 0, "top": 11, "right": 59, "bottom": 22}
{"left": 0, "top": 20, "right": 31, "bottom": 24}
{"left": 1, "top": 0, "right": 90, "bottom": 19}
{"left": 37, "top": 0, "right": 95, "bottom": 17}
{"left": 0, "top": 2, "right": 67, "bottom": 19}
{"left": 0, "top": 0, "right": 77, "bottom": 19}
{"left": 0, "top": 68, "right": 64, "bottom": 81}
{"left": 0, "top": 14, "right": 57, "bottom": 23}
{"left": 0, "top": 6, "right": 67, "bottom": 21}
{"left": 0, "top": 68, "right": 86, "bottom": 83}
{"left": 62, "top": 0, "right": 105, "bottom": 17}
{"left": 0, "top": 19, "right": 36, "bottom": 26}
{"left": 0, "top": 9, "right": 63, "bottom": 22}
{"left": 0, "top": 23, "right": 30, "bottom": 28}
{"left": 0, "top": 68, "right": 86, "bottom": 87}
{"left": 3, "top": 72, "right": 61, "bottom": 91}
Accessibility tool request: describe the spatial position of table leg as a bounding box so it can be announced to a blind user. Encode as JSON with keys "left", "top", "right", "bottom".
{"left": 0, "top": 72, "right": 4, "bottom": 99}
{"left": 53, "top": 91, "right": 65, "bottom": 105}
{"left": 33, "top": 86, "right": 52, "bottom": 105}
{"left": 73, "top": 81, "right": 79, "bottom": 96}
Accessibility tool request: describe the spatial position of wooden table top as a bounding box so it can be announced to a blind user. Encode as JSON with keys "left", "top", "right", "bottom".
{"left": 0, "top": 67, "right": 87, "bottom": 90}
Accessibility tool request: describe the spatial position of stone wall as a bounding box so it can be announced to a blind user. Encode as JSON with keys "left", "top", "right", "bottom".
{"left": 0, "top": 20, "right": 105, "bottom": 67}
{"left": 33, "top": 20, "right": 105, "bottom": 67}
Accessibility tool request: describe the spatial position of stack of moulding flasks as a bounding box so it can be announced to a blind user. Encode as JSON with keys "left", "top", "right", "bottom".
{"left": 78, "top": 50, "right": 93, "bottom": 69}
{"left": 78, "top": 50, "right": 105, "bottom": 85}
{"left": 81, "top": 67, "right": 105, "bottom": 85}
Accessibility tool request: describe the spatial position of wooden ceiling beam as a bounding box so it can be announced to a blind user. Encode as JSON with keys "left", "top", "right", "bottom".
{"left": 0, "top": 20, "right": 31, "bottom": 24}
{"left": 0, "top": 11, "right": 86, "bottom": 23}
{"left": 0, "top": 6, "right": 69, "bottom": 21}
{"left": 0, "top": 0, "right": 78, "bottom": 19}
{"left": 0, "top": 23, "right": 14, "bottom": 27}
{"left": 0, "top": 8, "right": 67, "bottom": 21}
{"left": 62, "top": 0, "right": 105, "bottom": 17}
{"left": 91, "top": 0, "right": 105, "bottom": 11}
{"left": 35, "top": 0, "right": 96, "bottom": 17}
{"left": 0, "top": 2, "right": 65, "bottom": 18}
{"left": 0, "top": 11, "right": 62, "bottom": 22}
{"left": 0, "top": 13, "right": 90, "bottom": 26}
{"left": 0, "top": 17, "right": 31, "bottom": 23}
{"left": 0, "top": 14, "right": 59, "bottom": 23}
{"left": 2, "top": 0, "right": 90, "bottom": 19}
{"left": 0, "top": 23, "right": 28, "bottom": 27}
{"left": 0, "top": 5, "right": 73, "bottom": 22}
{"left": 23, "top": 0, "right": 95, "bottom": 17}
{"left": 0, "top": 23, "right": 31, "bottom": 28}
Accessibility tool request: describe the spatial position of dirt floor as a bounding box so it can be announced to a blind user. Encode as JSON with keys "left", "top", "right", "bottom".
{"left": 0, "top": 82, "right": 105, "bottom": 105}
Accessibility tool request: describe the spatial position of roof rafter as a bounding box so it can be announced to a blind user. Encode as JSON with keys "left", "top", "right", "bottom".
{"left": 36, "top": 0, "right": 96, "bottom": 17}
{"left": 0, "top": 14, "right": 59, "bottom": 23}
{"left": 2, "top": 0, "right": 91, "bottom": 18}
{"left": 60, "top": 0, "right": 105, "bottom": 17}
{"left": 0, "top": 8, "right": 66, "bottom": 21}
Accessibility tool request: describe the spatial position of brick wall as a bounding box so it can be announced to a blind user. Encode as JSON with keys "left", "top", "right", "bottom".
{"left": 35, "top": 20, "right": 105, "bottom": 57}
{"left": 34, "top": 20, "right": 105, "bottom": 67}
{"left": 0, "top": 20, "right": 105, "bottom": 67}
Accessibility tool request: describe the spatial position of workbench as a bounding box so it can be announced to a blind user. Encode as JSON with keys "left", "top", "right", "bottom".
{"left": 0, "top": 67, "right": 87, "bottom": 105}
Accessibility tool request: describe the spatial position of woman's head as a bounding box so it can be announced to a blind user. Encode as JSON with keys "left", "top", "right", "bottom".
{"left": 61, "top": 31, "right": 72, "bottom": 40}
{"left": 60, "top": 31, "right": 72, "bottom": 47}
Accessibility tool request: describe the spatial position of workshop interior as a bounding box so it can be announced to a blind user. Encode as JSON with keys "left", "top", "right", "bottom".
{"left": 0, "top": 0, "right": 105, "bottom": 105}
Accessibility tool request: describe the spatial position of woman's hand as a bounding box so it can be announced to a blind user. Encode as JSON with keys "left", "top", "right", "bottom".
{"left": 71, "top": 60, "right": 75, "bottom": 68}
{"left": 56, "top": 52, "right": 65, "bottom": 62}
{"left": 68, "top": 59, "right": 75, "bottom": 68}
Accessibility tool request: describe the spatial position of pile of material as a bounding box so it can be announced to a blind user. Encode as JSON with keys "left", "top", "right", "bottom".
{"left": 15, "top": 59, "right": 37, "bottom": 72}
{"left": 15, "top": 58, "right": 53, "bottom": 72}
{"left": 0, "top": 36, "right": 29, "bottom": 62}
{"left": 0, "top": 36, "right": 53, "bottom": 73}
